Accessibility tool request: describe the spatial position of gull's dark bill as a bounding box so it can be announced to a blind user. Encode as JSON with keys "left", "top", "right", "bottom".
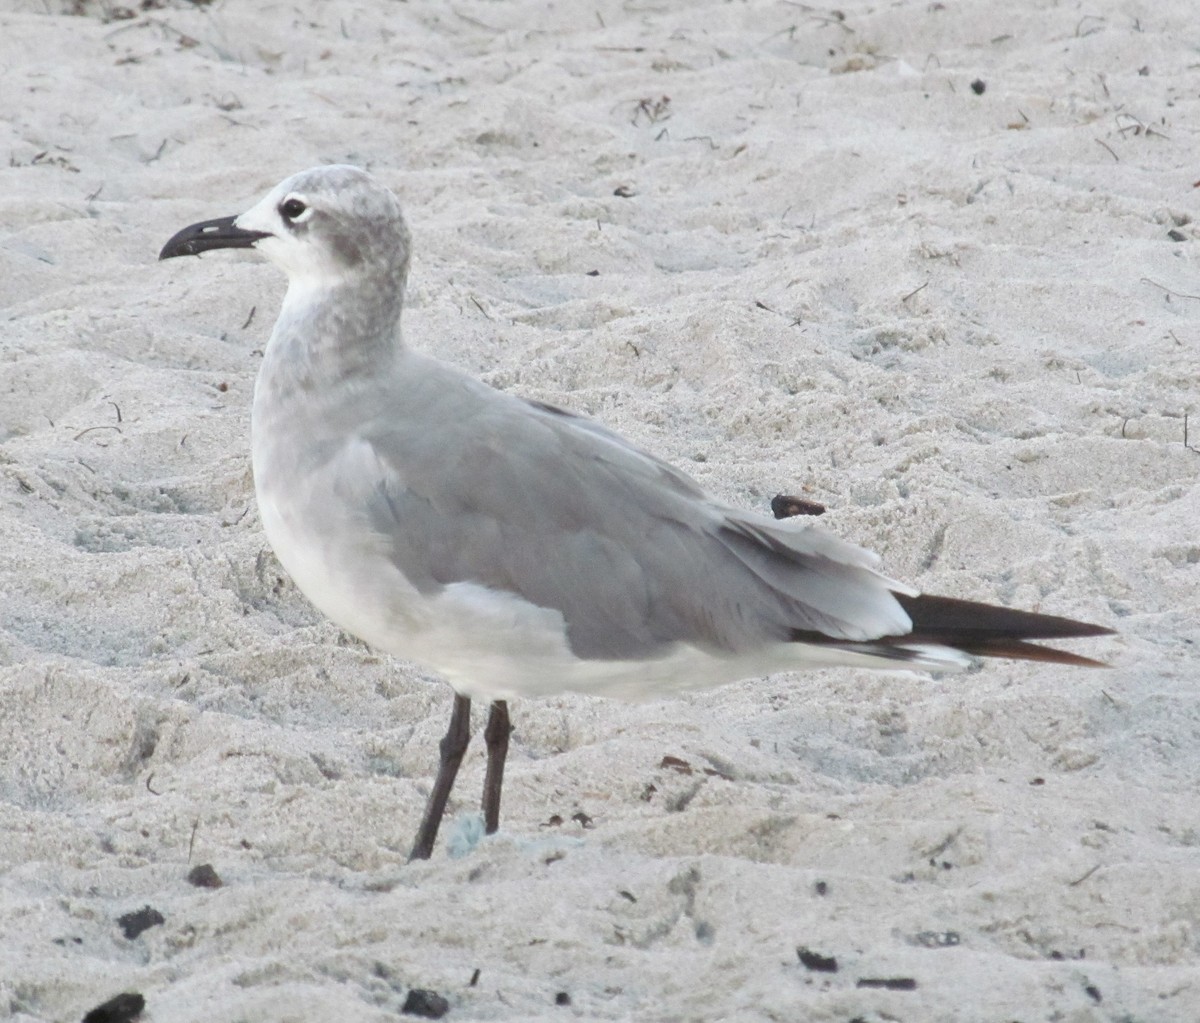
{"left": 159, "top": 215, "right": 270, "bottom": 260}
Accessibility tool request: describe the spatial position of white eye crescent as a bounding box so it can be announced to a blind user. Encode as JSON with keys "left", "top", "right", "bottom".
{"left": 279, "top": 196, "right": 312, "bottom": 223}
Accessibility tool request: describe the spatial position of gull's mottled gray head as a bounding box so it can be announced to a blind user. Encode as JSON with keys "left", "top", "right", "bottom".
{"left": 160, "top": 165, "right": 411, "bottom": 290}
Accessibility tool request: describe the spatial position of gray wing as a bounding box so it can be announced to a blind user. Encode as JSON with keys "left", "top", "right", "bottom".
{"left": 356, "top": 360, "right": 912, "bottom": 660}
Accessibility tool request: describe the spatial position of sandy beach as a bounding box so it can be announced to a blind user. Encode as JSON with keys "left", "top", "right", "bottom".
{"left": 2, "top": 1, "right": 1198, "bottom": 1020}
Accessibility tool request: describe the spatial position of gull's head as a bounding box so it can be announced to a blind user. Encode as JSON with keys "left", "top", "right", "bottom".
{"left": 159, "top": 165, "right": 411, "bottom": 290}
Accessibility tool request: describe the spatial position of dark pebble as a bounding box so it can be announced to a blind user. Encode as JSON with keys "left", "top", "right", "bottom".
{"left": 797, "top": 946, "right": 839, "bottom": 973}
{"left": 771, "top": 494, "right": 827, "bottom": 519}
{"left": 856, "top": 977, "right": 917, "bottom": 991}
{"left": 81, "top": 992, "right": 145, "bottom": 1023}
{"left": 402, "top": 988, "right": 449, "bottom": 1019}
{"left": 186, "top": 863, "right": 223, "bottom": 888}
{"left": 117, "top": 907, "right": 164, "bottom": 940}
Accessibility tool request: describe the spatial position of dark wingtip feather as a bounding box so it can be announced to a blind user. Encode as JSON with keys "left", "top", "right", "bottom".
{"left": 895, "top": 593, "right": 1114, "bottom": 639}
{"left": 894, "top": 592, "right": 1114, "bottom": 667}
{"left": 951, "top": 638, "right": 1111, "bottom": 668}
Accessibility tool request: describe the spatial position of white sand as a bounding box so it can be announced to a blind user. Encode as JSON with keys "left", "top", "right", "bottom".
{"left": 2, "top": 1, "right": 1198, "bottom": 1019}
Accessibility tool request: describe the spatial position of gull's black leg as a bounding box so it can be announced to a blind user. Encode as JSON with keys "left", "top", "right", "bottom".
{"left": 409, "top": 693, "right": 472, "bottom": 861}
{"left": 482, "top": 700, "right": 512, "bottom": 835}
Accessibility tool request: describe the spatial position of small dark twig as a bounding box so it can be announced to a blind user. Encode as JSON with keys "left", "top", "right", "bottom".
{"left": 241, "top": 306, "right": 256, "bottom": 330}
{"left": 1185, "top": 413, "right": 1200, "bottom": 454}
{"left": 1142, "top": 277, "right": 1200, "bottom": 302}
{"left": 73, "top": 425, "right": 122, "bottom": 441}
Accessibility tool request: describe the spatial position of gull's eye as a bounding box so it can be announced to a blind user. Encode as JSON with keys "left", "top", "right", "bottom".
{"left": 280, "top": 197, "right": 308, "bottom": 221}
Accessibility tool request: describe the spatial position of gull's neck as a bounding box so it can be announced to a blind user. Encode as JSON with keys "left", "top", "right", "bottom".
{"left": 261, "top": 271, "right": 407, "bottom": 398}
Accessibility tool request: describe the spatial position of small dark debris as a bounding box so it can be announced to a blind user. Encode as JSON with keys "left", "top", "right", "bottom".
{"left": 586, "top": 269, "right": 600, "bottom": 276}
{"left": 1085, "top": 984, "right": 1102, "bottom": 1003}
{"left": 813, "top": 880, "right": 828, "bottom": 896}
{"left": 216, "top": 381, "right": 229, "bottom": 392}
{"left": 542, "top": 814, "right": 564, "bottom": 828}
{"left": 401, "top": 988, "right": 449, "bottom": 1019}
{"left": 913, "top": 930, "right": 961, "bottom": 948}
{"left": 117, "top": 906, "right": 164, "bottom": 940}
{"left": 570, "top": 811, "right": 594, "bottom": 829}
{"left": 1138, "top": 65, "right": 1150, "bottom": 76}
{"left": 186, "top": 863, "right": 223, "bottom": 889}
{"left": 469, "top": 968, "right": 480, "bottom": 987}
{"left": 856, "top": 977, "right": 917, "bottom": 991}
{"left": 1168, "top": 229, "right": 1187, "bottom": 242}
{"left": 613, "top": 185, "right": 636, "bottom": 198}
{"left": 1030, "top": 777, "right": 1045, "bottom": 786}
{"left": 1049, "top": 948, "right": 1086, "bottom": 961}
{"left": 54, "top": 935, "right": 83, "bottom": 946}
{"left": 640, "top": 783, "right": 657, "bottom": 801}
{"left": 970, "top": 78, "right": 986, "bottom": 95}
{"left": 82, "top": 992, "right": 145, "bottom": 1023}
{"left": 633, "top": 95, "right": 671, "bottom": 124}
{"left": 618, "top": 889, "right": 637, "bottom": 903}
{"left": 771, "top": 494, "right": 827, "bottom": 519}
{"left": 660, "top": 755, "right": 693, "bottom": 774}
{"left": 554, "top": 992, "right": 571, "bottom": 1006}
{"left": 797, "top": 947, "right": 839, "bottom": 973}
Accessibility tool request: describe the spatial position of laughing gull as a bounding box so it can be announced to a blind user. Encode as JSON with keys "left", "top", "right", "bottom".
{"left": 160, "top": 165, "right": 1112, "bottom": 860}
